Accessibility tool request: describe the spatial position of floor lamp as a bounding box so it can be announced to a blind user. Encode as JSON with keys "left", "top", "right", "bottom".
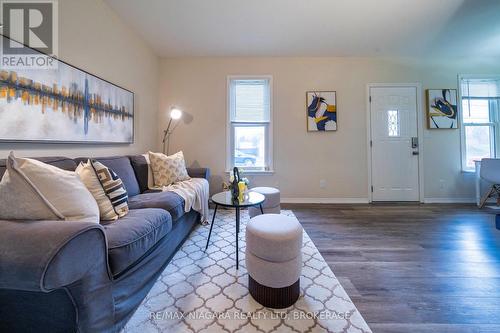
{"left": 162, "top": 107, "right": 183, "bottom": 155}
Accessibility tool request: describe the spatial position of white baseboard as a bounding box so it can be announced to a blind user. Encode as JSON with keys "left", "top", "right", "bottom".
{"left": 281, "top": 197, "right": 477, "bottom": 204}
{"left": 281, "top": 197, "right": 369, "bottom": 204}
{"left": 423, "top": 198, "right": 476, "bottom": 203}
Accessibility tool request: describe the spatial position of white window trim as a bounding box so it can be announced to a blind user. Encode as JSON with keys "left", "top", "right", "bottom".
{"left": 226, "top": 75, "right": 274, "bottom": 174}
{"left": 458, "top": 74, "right": 500, "bottom": 172}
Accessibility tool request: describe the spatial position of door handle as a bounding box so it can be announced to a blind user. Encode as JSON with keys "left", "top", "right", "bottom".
{"left": 411, "top": 137, "right": 418, "bottom": 148}
{"left": 412, "top": 151, "right": 419, "bottom": 155}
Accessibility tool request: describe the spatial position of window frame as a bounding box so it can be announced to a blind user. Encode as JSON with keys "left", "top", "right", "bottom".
{"left": 226, "top": 75, "right": 274, "bottom": 174}
{"left": 459, "top": 74, "right": 500, "bottom": 172}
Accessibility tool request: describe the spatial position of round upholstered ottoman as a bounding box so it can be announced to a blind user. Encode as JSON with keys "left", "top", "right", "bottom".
{"left": 248, "top": 187, "right": 281, "bottom": 218}
{"left": 245, "top": 214, "right": 303, "bottom": 308}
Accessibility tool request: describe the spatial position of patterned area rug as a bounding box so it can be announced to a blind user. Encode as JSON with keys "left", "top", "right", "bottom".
{"left": 123, "top": 210, "right": 371, "bottom": 333}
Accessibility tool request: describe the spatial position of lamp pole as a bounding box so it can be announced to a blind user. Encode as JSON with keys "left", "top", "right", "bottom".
{"left": 162, "top": 118, "right": 173, "bottom": 155}
{"left": 162, "top": 107, "right": 182, "bottom": 155}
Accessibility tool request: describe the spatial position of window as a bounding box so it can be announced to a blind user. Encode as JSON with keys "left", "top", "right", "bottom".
{"left": 460, "top": 77, "right": 500, "bottom": 171}
{"left": 227, "top": 76, "right": 273, "bottom": 172}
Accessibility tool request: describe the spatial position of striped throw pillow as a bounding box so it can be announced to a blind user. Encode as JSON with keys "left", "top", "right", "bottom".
{"left": 76, "top": 160, "right": 119, "bottom": 221}
{"left": 91, "top": 160, "right": 129, "bottom": 219}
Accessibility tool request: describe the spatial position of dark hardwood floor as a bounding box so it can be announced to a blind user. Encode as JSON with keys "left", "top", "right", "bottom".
{"left": 283, "top": 203, "right": 500, "bottom": 333}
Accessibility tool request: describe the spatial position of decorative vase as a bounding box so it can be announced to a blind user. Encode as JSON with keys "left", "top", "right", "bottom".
{"left": 238, "top": 181, "right": 246, "bottom": 203}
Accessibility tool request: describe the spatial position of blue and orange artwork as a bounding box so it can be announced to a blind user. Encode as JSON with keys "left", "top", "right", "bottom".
{"left": 0, "top": 35, "right": 134, "bottom": 143}
{"left": 307, "top": 91, "right": 337, "bottom": 131}
{"left": 427, "top": 89, "right": 458, "bottom": 129}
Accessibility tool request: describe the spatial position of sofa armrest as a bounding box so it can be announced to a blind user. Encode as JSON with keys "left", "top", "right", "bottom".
{"left": 187, "top": 167, "right": 210, "bottom": 180}
{"left": 0, "top": 220, "right": 109, "bottom": 292}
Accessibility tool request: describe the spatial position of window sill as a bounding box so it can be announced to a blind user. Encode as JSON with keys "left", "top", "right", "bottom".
{"left": 225, "top": 169, "right": 275, "bottom": 175}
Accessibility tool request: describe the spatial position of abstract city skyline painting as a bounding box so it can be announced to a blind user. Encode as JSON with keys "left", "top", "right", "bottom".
{"left": 0, "top": 35, "right": 134, "bottom": 143}
{"left": 306, "top": 91, "right": 337, "bottom": 131}
{"left": 426, "top": 89, "right": 458, "bottom": 129}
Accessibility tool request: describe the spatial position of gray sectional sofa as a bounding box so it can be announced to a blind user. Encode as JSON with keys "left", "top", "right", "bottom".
{"left": 0, "top": 155, "right": 210, "bottom": 333}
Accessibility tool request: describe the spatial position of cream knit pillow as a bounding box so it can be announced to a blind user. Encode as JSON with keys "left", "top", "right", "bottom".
{"left": 0, "top": 152, "right": 99, "bottom": 223}
{"left": 148, "top": 151, "right": 190, "bottom": 187}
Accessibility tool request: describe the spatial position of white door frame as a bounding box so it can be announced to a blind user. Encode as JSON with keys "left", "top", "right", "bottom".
{"left": 366, "top": 83, "right": 425, "bottom": 203}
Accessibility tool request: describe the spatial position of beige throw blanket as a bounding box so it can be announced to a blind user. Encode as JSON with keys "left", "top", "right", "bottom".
{"left": 162, "top": 178, "right": 210, "bottom": 224}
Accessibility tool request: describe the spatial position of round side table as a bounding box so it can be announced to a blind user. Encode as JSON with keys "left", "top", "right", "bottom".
{"left": 205, "top": 191, "right": 265, "bottom": 269}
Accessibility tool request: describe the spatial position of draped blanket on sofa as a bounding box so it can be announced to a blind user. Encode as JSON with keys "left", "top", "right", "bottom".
{"left": 161, "top": 178, "right": 210, "bottom": 224}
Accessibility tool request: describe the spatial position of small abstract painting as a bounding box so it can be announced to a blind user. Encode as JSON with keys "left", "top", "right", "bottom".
{"left": 427, "top": 89, "right": 458, "bottom": 129}
{"left": 307, "top": 91, "right": 337, "bottom": 131}
{"left": 0, "top": 35, "right": 134, "bottom": 143}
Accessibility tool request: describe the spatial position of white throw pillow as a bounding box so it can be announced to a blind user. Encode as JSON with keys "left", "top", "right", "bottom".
{"left": 0, "top": 152, "right": 99, "bottom": 223}
{"left": 76, "top": 160, "right": 129, "bottom": 221}
{"left": 148, "top": 151, "right": 190, "bottom": 187}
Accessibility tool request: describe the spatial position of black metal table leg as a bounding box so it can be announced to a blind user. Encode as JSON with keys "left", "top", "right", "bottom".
{"left": 236, "top": 206, "right": 240, "bottom": 269}
{"left": 260, "top": 204, "right": 264, "bottom": 215}
{"left": 205, "top": 204, "right": 218, "bottom": 250}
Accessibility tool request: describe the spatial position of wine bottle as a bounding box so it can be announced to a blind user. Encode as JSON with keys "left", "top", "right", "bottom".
{"left": 232, "top": 167, "right": 240, "bottom": 201}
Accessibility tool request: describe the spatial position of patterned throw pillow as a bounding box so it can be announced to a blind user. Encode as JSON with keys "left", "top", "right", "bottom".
{"left": 76, "top": 160, "right": 129, "bottom": 221}
{"left": 92, "top": 160, "right": 129, "bottom": 218}
{"left": 148, "top": 151, "right": 190, "bottom": 187}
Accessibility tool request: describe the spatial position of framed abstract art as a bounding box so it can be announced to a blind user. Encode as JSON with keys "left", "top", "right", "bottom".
{"left": 306, "top": 91, "right": 337, "bottom": 131}
{"left": 0, "top": 34, "right": 134, "bottom": 143}
{"left": 426, "top": 89, "right": 458, "bottom": 129}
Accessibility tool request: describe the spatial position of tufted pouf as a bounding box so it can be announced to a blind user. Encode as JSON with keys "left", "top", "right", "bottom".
{"left": 245, "top": 214, "right": 303, "bottom": 308}
{"left": 248, "top": 187, "right": 281, "bottom": 218}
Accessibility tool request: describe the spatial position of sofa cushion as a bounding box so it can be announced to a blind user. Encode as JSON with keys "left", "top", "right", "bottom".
{"left": 75, "top": 156, "right": 140, "bottom": 197}
{"left": 103, "top": 208, "right": 172, "bottom": 276}
{"left": 128, "top": 155, "right": 150, "bottom": 193}
{"left": 128, "top": 190, "right": 184, "bottom": 221}
{"left": 127, "top": 191, "right": 185, "bottom": 221}
{"left": 0, "top": 156, "right": 77, "bottom": 179}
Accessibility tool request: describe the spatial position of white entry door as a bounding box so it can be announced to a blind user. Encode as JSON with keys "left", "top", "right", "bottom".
{"left": 370, "top": 86, "right": 420, "bottom": 201}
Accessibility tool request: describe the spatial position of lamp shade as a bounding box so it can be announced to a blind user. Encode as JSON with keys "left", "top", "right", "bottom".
{"left": 170, "top": 108, "right": 182, "bottom": 120}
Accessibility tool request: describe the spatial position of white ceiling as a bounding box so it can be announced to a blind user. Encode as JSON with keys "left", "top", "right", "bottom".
{"left": 104, "top": 0, "right": 500, "bottom": 57}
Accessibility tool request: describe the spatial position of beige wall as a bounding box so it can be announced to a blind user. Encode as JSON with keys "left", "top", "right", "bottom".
{"left": 0, "top": 0, "right": 160, "bottom": 158}
{"left": 3, "top": 0, "right": 497, "bottom": 202}
{"left": 160, "top": 56, "right": 500, "bottom": 201}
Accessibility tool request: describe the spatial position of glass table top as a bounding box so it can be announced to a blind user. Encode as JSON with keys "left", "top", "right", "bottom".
{"left": 211, "top": 191, "right": 265, "bottom": 208}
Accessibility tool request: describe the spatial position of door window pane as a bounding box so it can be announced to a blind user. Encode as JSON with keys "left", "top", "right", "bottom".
{"left": 462, "top": 99, "right": 489, "bottom": 123}
{"left": 387, "top": 110, "right": 400, "bottom": 137}
{"left": 465, "top": 125, "right": 492, "bottom": 169}
{"left": 234, "top": 126, "right": 265, "bottom": 168}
